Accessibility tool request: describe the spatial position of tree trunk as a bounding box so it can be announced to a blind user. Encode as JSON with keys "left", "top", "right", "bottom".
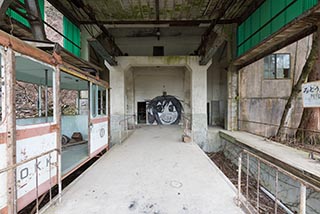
{"left": 296, "top": 30, "right": 320, "bottom": 145}
{"left": 276, "top": 32, "right": 319, "bottom": 141}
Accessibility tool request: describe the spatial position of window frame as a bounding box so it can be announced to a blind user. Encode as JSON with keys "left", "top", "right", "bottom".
{"left": 15, "top": 53, "right": 56, "bottom": 125}
{"left": 91, "top": 83, "right": 107, "bottom": 118}
{"left": 263, "top": 53, "right": 291, "bottom": 80}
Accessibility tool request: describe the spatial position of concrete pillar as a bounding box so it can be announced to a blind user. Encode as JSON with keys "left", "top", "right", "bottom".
{"left": 226, "top": 66, "right": 238, "bottom": 130}
{"left": 226, "top": 24, "right": 239, "bottom": 131}
{"left": 105, "top": 61, "right": 125, "bottom": 146}
{"left": 190, "top": 61, "right": 211, "bottom": 148}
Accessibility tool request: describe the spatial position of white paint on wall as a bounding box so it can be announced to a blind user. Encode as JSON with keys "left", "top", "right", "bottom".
{"left": 302, "top": 81, "right": 320, "bottom": 107}
{"left": 16, "top": 132, "right": 57, "bottom": 199}
{"left": 133, "top": 67, "right": 185, "bottom": 109}
{"left": 0, "top": 144, "right": 7, "bottom": 210}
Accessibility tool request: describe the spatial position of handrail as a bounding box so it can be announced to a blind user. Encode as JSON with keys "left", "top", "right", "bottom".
{"left": 238, "top": 119, "right": 320, "bottom": 155}
{"left": 0, "top": 148, "right": 61, "bottom": 214}
{"left": 119, "top": 114, "right": 136, "bottom": 143}
{"left": 238, "top": 119, "right": 320, "bottom": 134}
{"left": 237, "top": 149, "right": 320, "bottom": 214}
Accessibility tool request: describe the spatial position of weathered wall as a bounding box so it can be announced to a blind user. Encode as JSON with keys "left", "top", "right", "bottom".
{"left": 107, "top": 56, "right": 210, "bottom": 147}
{"left": 125, "top": 66, "right": 189, "bottom": 120}
{"left": 207, "top": 59, "right": 228, "bottom": 127}
{"left": 239, "top": 36, "right": 312, "bottom": 137}
{"left": 113, "top": 36, "right": 200, "bottom": 56}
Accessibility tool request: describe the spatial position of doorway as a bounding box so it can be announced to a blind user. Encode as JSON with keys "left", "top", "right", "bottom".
{"left": 137, "top": 102, "right": 146, "bottom": 124}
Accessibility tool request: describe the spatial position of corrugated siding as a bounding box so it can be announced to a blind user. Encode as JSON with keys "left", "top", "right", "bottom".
{"left": 63, "top": 17, "right": 81, "bottom": 57}
{"left": 237, "top": 0, "right": 318, "bottom": 56}
{"left": 6, "top": 0, "right": 44, "bottom": 28}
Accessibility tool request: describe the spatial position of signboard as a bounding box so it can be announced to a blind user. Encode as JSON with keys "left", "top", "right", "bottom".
{"left": 302, "top": 81, "right": 320, "bottom": 108}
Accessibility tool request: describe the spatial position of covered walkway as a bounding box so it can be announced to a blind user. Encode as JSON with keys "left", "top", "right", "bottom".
{"left": 44, "top": 126, "right": 244, "bottom": 214}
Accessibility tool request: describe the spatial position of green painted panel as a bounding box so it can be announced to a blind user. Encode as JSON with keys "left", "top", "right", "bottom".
{"left": 237, "top": 0, "right": 318, "bottom": 56}
{"left": 6, "top": 0, "right": 44, "bottom": 28}
{"left": 63, "top": 17, "right": 81, "bottom": 57}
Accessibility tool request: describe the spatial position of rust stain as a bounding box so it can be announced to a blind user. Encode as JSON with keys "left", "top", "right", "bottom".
{"left": 0, "top": 206, "right": 8, "bottom": 214}
{"left": 0, "top": 132, "right": 7, "bottom": 144}
{"left": 17, "top": 125, "right": 57, "bottom": 140}
{"left": 0, "top": 30, "right": 56, "bottom": 66}
{"left": 91, "top": 116, "right": 109, "bottom": 124}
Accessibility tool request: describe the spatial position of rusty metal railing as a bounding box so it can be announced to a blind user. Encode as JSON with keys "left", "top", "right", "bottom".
{"left": 0, "top": 148, "right": 61, "bottom": 214}
{"left": 238, "top": 119, "right": 320, "bottom": 158}
{"left": 119, "top": 114, "right": 136, "bottom": 143}
{"left": 237, "top": 149, "right": 320, "bottom": 214}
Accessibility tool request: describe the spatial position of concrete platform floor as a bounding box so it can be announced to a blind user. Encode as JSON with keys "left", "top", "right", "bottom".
{"left": 44, "top": 126, "right": 244, "bottom": 214}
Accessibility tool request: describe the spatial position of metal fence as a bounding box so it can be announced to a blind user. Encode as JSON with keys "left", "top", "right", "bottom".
{"left": 237, "top": 149, "right": 320, "bottom": 214}
{"left": 238, "top": 119, "right": 320, "bottom": 156}
{"left": 119, "top": 114, "right": 136, "bottom": 143}
{"left": 0, "top": 148, "right": 61, "bottom": 214}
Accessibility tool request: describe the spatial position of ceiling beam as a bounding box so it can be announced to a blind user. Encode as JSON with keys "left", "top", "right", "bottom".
{"left": 199, "top": 31, "right": 226, "bottom": 65}
{"left": 69, "top": 0, "right": 123, "bottom": 57}
{"left": 24, "top": 0, "right": 46, "bottom": 40}
{"left": 197, "top": 0, "right": 235, "bottom": 65}
{"left": 78, "top": 19, "right": 236, "bottom": 26}
{"left": 47, "top": 0, "right": 80, "bottom": 27}
{"left": 88, "top": 38, "right": 117, "bottom": 66}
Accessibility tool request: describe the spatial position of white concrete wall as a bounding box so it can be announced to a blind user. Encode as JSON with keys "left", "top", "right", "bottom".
{"left": 133, "top": 67, "right": 185, "bottom": 115}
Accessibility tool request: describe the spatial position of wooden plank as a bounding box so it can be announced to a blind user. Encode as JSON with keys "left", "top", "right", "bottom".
{"left": 4, "top": 47, "right": 17, "bottom": 214}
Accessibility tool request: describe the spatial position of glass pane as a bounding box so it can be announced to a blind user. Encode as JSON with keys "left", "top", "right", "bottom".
{"left": 264, "top": 55, "right": 276, "bottom": 79}
{"left": 91, "top": 84, "right": 97, "bottom": 117}
{"left": 276, "top": 54, "right": 284, "bottom": 78}
{"left": 98, "top": 86, "right": 106, "bottom": 116}
{"left": 276, "top": 54, "right": 290, "bottom": 78}
{"left": 79, "top": 90, "right": 89, "bottom": 115}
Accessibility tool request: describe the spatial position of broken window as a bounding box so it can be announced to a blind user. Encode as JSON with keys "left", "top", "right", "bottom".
{"left": 98, "top": 86, "right": 107, "bottom": 115}
{"left": 15, "top": 55, "right": 54, "bottom": 125}
{"left": 60, "top": 72, "right": 89, "bottom": 116}
{"left": 264, "top": 54, "right": 290, "bottom": 79}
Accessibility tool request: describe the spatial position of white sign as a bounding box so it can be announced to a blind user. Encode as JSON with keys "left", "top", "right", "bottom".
{"left": 302, "top": 81, "right": 320, "bottom": 107}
